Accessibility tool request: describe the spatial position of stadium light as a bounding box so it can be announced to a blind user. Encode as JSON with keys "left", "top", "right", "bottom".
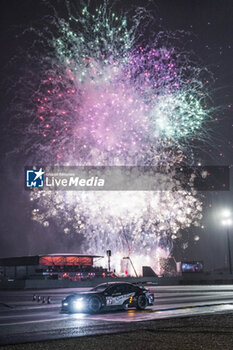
{"left": 222, "top": 218, "right": 233, "bottom": 227}
{"left": 221, "top": 209, "right": 232, "bottom": 219}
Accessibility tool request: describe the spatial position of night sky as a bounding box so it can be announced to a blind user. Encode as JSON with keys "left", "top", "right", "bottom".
{"left": 0, "top": 0, "right": 233, "bottom": 272}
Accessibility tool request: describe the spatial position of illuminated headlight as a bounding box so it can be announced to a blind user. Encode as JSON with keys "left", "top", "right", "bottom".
{"left": 63, "top": 302, "right": 68, "bottom": 306}
{"left": 73, "top": 298, "right": 84, "bottom": 310}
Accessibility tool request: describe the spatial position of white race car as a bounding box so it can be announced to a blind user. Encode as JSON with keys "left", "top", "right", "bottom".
{"left": 61, "top": 282, "right": 154, "bottom": 313}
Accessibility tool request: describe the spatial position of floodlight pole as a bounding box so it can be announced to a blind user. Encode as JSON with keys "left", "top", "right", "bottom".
{"left": 227, "top": 228, "right": 232, "bottom": 274}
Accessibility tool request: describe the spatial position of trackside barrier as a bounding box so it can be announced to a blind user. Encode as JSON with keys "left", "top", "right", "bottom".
{"left": 1, "top": 275, "right": 233, "bottom": 290}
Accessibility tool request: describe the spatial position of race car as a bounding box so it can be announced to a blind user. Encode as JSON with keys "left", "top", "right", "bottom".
{"left": 61, "top": 282, "right": 154, "bottom": 313}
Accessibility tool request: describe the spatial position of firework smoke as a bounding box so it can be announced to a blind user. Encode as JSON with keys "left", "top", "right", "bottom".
{"left": 10, "top": 1, "right": 214, "bottom": 274}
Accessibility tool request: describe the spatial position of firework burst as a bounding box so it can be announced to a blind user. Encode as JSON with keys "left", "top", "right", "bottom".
{"left": 10, "top": 1, "right": 214, "bottom": 274}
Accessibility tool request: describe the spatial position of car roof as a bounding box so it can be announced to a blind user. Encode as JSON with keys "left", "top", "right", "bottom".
{"left": 95, "top": 282, "right": 135, "bottom": 288}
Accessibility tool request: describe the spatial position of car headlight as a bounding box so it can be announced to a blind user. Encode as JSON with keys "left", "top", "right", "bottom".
{"left": 63, "top": 302, "right": 68, "bottom": 306}
{"left": 73, "top": 298, "right": 84, "bottom": 310}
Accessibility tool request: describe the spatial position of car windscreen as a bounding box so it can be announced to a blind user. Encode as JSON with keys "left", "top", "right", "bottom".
{"left": 91, "top": 284, "right": 108, "bottom": 291}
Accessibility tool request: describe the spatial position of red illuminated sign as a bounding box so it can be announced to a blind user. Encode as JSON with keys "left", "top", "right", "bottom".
{"left": 39, "top": 256, "right": 93, "bottom": 266}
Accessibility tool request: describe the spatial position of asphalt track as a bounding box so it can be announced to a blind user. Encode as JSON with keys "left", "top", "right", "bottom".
{"left": 1, "top": 285, "right": 233, "bottom": 345}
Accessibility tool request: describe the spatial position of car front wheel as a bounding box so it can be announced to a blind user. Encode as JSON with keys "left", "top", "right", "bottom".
{"left": 88, "top": 296, "right": 102, "bottom": 313}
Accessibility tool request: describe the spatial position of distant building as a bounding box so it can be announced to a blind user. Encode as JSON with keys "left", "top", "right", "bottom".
{"left": 0, "top": 254, "right": 106, "bottom": 281}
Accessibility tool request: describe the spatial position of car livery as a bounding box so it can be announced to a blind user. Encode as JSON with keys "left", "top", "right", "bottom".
{"left": 61, "top": 282, "right": 154, "bottom": 313}
{"left": 106, "top": 292, "right": 135, "bottom": 306}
